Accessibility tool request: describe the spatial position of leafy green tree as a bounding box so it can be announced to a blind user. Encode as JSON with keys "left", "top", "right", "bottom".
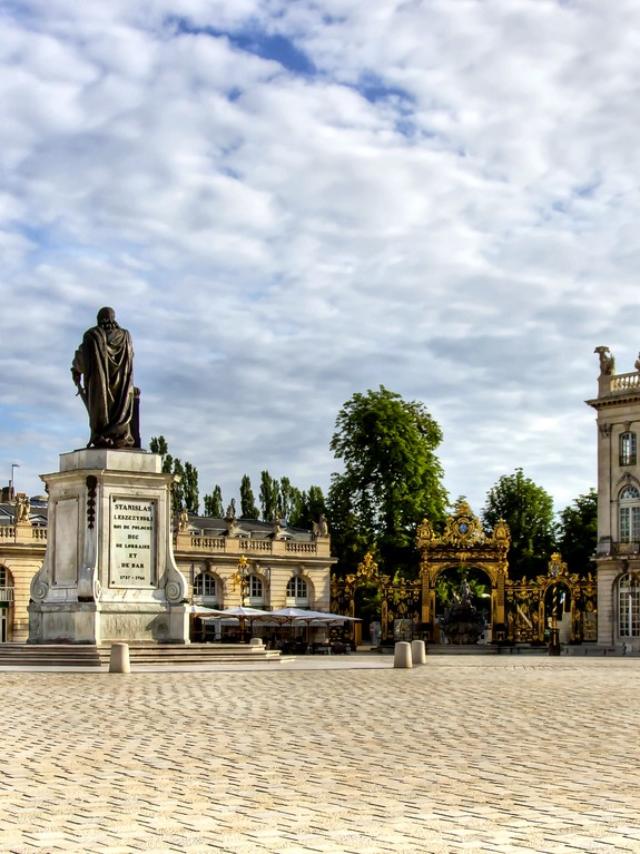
{"left": 277, "top": 477, "right": 294, "bottom": 520}
{"left": 239, "top": 475, "right": 260, "bottom": 519}
{"left": 171, "top": 459, "right": 185, "bottom": 513}
{"left": 149, "top": 435, "right": 173, "bottom": 474}
{"left": 307, "top": 485, "right": 326, "bottom": 522}
{"left": 289, "top": 485, "right": 327, "bottom": 529}
{"left": 327, "top": 385, "right": 448, "bottom": 576}
{"left": 149, "top": 436, "right": 199, "bottom": 513}
{"left": 203, "top": 485, "right": 224, "bottom": 518}
{"left": 482, "top": 468, "right": 555, "bottom": 579}
{"left": 260, "top": 470, "right": 279, "bottom": 521}
{"left": 183, "top": 462, "right": 199, "bottom": 514}
{"left": 556, "top": 489, "right": 597, "bottom": 575}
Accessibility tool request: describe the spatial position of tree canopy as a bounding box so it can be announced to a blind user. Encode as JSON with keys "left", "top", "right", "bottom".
{"left": 327, "top": 385, "right": 448, "bottom": 576}
{"left": 482, "top": 468, "right": 555, "bottom": 579}
{"left": 150, "top": 435, "right": 199, "bottom": 513}
{"left": 556, "top": 488, "right": 597, "bottom": 575}
{"left": 203, "top": 484, "right": 224, "bottom": 518}
{"left": 149, "top": 437, "right": 325, "bottom": 529}
{"left": 239, "top": 475, "right": 260, "bottom": 519}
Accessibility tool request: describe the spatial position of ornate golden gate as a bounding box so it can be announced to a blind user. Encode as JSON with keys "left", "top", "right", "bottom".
{"left": 505, "top": 553, "right": 597, "bottom": 643}
{"left": 330, "top": 553, "right": 422, "bottom": 642}
{"left": 417, "top": 499, "right": 510, "bottom": 642}
{"left": 331, "top": 501, "right": 597, "bottom": 647}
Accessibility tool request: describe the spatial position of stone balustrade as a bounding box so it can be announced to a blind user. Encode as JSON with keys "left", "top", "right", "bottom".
{"left": 0, "top": 525, "right": 47, "bottom": 543}
{"left": 189, "top": 536, "right": 226, "bottom": 550}
{"left": 610, "top": 371, "right": 640, "bottom": 393}
{"left": 175, "top": 530, "right": 330, "bottom": 558}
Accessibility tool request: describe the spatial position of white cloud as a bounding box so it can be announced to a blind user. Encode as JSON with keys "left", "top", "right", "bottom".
{"left": 1, "top": 0, "right": 639, "bottom": 522}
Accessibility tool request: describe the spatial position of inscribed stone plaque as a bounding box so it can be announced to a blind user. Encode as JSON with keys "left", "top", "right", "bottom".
{"left": 110, "top": 497, "right": 156, "bottom": 587}
{"left": 54, "top": 498, "right": 79, "bottom": 584}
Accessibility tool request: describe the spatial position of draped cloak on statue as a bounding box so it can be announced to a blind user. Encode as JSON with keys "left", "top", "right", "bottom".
{"left": 72, "top": 312, "right": 135, "bottom": 449}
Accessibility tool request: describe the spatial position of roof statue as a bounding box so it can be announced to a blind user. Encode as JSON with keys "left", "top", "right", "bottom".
{"left": 71, "top": 307, "right": 138, "bottom": 449}
{"left": 594, "top": 345, "right": 615, "bottom": 376}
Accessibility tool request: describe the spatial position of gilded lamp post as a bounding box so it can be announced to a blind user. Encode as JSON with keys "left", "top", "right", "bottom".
{"left": 231, "top": 554, "right": 251, "bottom": 604}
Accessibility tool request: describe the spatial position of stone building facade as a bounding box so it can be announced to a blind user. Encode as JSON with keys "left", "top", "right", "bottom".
{"left": 0, "top": 498, "right": 334, "bottom": 643}
{"left": 587, "top": 348, "right": 640, "bottom": 650}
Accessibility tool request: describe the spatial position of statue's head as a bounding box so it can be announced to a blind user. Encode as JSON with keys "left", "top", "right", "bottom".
{"left": 97, "top": 307, "right": 117, "bottom": 329}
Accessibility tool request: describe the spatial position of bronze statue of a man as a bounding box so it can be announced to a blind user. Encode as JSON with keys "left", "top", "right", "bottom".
{"left": 72, "top": 307, "right": 136, "bottom": 449}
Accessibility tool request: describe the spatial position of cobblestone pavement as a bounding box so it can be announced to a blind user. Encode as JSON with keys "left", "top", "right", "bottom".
{"left": 2, "top": 657, "right": 640, "bottom": 854}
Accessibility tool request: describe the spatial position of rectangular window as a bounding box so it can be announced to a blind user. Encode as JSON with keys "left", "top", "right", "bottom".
{"left": 633, "top": 507, "right": 640, "bottom": 542}
{"left": 620, "top": 432, "right": 637, "bottom": 466}
{"left": 623, "top": 590, "right": 640, "bottom": 637}
{"left": 620, "top": 507, "right": 630, "bottom": 542}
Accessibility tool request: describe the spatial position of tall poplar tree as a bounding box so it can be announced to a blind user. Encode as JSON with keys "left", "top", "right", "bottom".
{"left": 260, "top": 470, "right": 280, "bottom": 521}
{"left": 203, "top": 485, "right": 224, "bottom": 518}
{"left": 239, "top": 475, "right": 260, "bottom": 519}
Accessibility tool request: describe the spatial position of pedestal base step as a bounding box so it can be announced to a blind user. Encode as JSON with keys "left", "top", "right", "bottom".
{"left": 0, "top": 643, "right": 283, "bottom": 668}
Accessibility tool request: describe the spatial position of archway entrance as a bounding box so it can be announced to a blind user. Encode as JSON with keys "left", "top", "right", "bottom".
{"left": 417, "top": 500, "right": 511, "bottom": 643}
{"left": 505, "top": 554, "right": 597, "bottom": 644}
{"left": 434, "top": 566, "right": 492, "bottom": 643}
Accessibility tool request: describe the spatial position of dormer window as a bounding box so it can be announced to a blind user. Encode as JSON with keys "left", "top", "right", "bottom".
{"left": 620, "top": 432, "right": 637, "bottom": 466}
{"left": 619, "top": 486, "right": 640, "bottom": 543}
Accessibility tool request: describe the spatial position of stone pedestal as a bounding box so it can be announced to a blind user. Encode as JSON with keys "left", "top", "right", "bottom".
{"left": 28, "top": 449, "right": 189, "bottom": 645}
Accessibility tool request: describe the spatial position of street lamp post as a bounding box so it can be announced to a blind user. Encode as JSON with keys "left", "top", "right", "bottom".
{"left": 9, "top": 463, "right": 20, "bottom": 500}
{"left": 231, "top": 554, "right": 251, "bottom": 604}
{"left": 231, "top": 555, "right": 251, "bottom": 641}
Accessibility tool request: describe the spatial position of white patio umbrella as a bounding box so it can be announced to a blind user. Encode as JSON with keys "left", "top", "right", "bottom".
{"left": 269, "top": 608, "right": 361, "bottom": 645}
{"left": 187, "top": 605, "right": 227, "bottom": 616}
{"left": 270, "top": 607, "right": 360, "bottom": 623}
{"left": 199, "top": 606, "right": 274, "bottom": 640}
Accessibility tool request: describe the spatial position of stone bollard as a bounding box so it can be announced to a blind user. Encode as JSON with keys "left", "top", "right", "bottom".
{"left": 249, "top": 637, "right": 264, "bottom": 648}
{"left": 411, "top": 639, "right": 427, "bottom": 665}
{"left": 109, "top": 642, "right": 131, "bottom": 673}
{"left": 394, "top": 641, "right": 413, "bottom": 669}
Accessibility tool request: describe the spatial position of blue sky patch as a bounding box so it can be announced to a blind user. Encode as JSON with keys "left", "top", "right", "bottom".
{"left": 168, "top": 17, "right": 316, "bottom": 76}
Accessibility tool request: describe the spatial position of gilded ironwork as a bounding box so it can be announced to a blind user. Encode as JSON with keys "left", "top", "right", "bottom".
{"left": 505, "top": 553, "right": 597, "bottom": 644}
{"left": 230, "top": 554, "right": 251, "bottom": 598}
{"left": 331, "top": 508, "right": 598, "bottom": 648}
{"left": 418, "top": 499, "right": 511, "bottom": 642}
{"left": 330, "top": 551, "right": 422, "bottom": 642}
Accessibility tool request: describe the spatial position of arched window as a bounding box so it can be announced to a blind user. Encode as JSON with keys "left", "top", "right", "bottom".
{"left": 0, "top": 566, "right": 13, "bottom": 603}
{"left": 619, "top": 486, "right": 640, "bottom": 543}
{"left": 619, "top": 574, "right": 640, "bottom": 637}
{"left": 286, "top": 576, "right": 309, "bottom": 606}
{"left": 194, "top": 572, "right": 218, "bottom": 602}
{"left": 247, "top": 574, "right": 264, "bottom": 605}
{"left": 620, "top": 432, "right": 637, "bottom": 466}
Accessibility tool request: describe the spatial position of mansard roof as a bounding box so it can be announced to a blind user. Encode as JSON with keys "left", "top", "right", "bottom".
{"left": 185, "top": 514, "right": 314, "bottom": 541}
{"left": 0, "top": 501, "right": 48, "bottom": 526}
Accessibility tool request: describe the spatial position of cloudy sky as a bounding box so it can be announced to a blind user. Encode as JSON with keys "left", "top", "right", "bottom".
{"left": 2, "top": 0, "right": 639, "bottom": 517}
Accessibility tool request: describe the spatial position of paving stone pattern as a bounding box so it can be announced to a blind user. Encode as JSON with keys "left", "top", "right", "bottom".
{"left": 1, "top": 658, "right": 640, "bottom": 853}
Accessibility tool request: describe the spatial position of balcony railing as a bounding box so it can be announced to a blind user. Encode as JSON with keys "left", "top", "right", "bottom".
{"left": 611, "top": 372, "right": 640, "bottom": 393}
{"left": 286, "top": 542, "right": 318, "bottom": 554}
{"left": 0, "top": 526, "right": 47, "bottom": 543}
{"left": 189, "top": 536, "right": 226, "bottom": 551}
{"left": 0, "top": 587, "right": 14, "bottom": 602}
{"left": 179, "top": 534, "right": 322, "bottom": 557}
